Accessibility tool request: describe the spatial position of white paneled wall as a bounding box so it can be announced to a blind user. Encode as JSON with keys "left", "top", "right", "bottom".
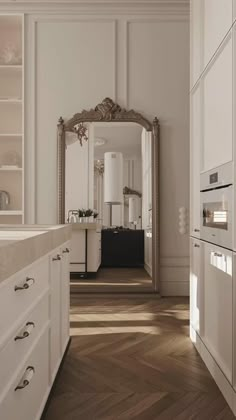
{"left": 23, "top": 3, "right": 189, "bottom": 295}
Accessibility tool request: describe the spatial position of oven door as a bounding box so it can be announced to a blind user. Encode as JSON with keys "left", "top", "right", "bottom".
{"left": 200, "top": 185, "right": 233, "bottom": 249}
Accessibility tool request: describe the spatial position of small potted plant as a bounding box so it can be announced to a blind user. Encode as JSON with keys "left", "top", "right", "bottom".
{"left": 85, "top": 208, "right": 93, "bottom": 222}
{"left": 78, "top": 208, "right": 86, "bottom": 223}
{"left": 93, "top": 210, "right": 99, "bottom": 220}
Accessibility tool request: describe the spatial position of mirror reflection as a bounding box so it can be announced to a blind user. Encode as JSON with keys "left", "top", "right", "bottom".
{"left": 61, "top": 99, "right": 156, "bottom": 293}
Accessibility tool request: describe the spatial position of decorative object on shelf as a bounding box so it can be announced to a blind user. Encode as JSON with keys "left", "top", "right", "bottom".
{"left": 94, "top": 159, "right": 104, "bottom": 175}
{"left": 67, "top": 209, "right": 79, "bottom": 223}
{"left": 0, "top": 43, "right": 21, "bottom": 65}
{"left": 0, "top": 190, "right": 10, "bottom": 210}
{"left": 73, "top": 122, "right": 88, "bottom": 146}
{"left": 1, "top": 150, "right": 21, "bottom": 168}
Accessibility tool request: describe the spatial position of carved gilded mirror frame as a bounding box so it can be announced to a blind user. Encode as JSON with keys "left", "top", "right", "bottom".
{"left": 57, "top": 98, "right": 160, "bottom": 292}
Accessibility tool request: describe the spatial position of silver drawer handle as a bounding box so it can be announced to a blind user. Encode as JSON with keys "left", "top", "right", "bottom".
{"left": 194, "top": 244, "right": 200, "bottom": 248}
{"left": 14, "top": 277, "right": 35, "bottom": 292}
{"left": 14, "top": 322, "right": 35, "bottom": 341}
{"left": 52, "top": 254, "right": 61, "bottom": 261}
{"left": 194, "top": 228, "right": 200, "bottom": 232}
{"left": 62, "top": 248, "right": 70, "bottom": 254}
{"left": 214, "top": 252, "right": 223, "bottom": 257}
{"left": 15, "top": 366, "right": 35, "bottom": 391}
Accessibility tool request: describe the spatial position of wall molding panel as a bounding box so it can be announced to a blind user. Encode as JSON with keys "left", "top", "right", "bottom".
{"left": 0, "top": 1, "right": 190, "bottom": 16}
{"left": 22, "top": 6, "right": 190, "bottom": 294}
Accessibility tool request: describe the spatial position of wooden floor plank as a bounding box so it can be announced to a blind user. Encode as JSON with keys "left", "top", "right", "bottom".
{"left": 43, "top": 295, "right": 234, "bottom": 419}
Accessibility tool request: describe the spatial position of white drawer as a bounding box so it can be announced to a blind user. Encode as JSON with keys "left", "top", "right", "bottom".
{"left": 0, "top": 293, "right": 49, "bottom": 397}
{"left": 0, "top": 256, "right": 49, "bottom": 342}
{"left": 0, "top": 326, "right": 50, "bottom": 420}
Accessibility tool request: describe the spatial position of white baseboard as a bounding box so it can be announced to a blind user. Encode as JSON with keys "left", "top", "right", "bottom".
{"left": 160, "top": 281, "right": 189, "bottom": 296}
{"left": 190, "top": 326, "right": 236, "bottom": 415}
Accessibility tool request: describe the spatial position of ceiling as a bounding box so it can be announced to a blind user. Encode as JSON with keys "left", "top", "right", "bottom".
{"left": 93, "top": 123, "right": 143, "bottom": 160}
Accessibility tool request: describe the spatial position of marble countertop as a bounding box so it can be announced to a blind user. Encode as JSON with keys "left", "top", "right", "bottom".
{"left": 71, "top": 222, "right": 102, "bottom": 230}
{"left": 0, "top": 224, "right": 72, "bottom": 284}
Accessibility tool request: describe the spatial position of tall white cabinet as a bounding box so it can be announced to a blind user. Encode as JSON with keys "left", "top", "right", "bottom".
{"left": 0, "top": 15, "right": 24, "bottom": 224}
{"left": 190, "top": 0, "right": 236, "bottom": 415}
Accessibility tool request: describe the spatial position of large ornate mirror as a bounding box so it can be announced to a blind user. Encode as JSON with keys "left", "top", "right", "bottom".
{"left": 57, "top": 98, "right": 159, "bottom": 292}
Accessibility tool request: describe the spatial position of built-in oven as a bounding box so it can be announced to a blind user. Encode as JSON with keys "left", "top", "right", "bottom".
{"left": 200, "top": 163, "right": 233, "bottom": 249}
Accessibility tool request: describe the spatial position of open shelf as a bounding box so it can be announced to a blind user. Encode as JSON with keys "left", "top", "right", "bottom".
{"left": 0, "top": 14, "right": 24, "bottom": 225}
{"left": 0, "top": 167, "right": 22, "bottom": 172}
{"left": 0, "top": 65, "right": 22, "bottom": 100}
{"left": 0, "top": 210, "right": 23, "bottom": 216}
{"left": 0, "top": 134, "right": 22, "bottom": 138}
{"left": 0, "top": 214, "right": 22, "bottom": 224}
{"left": 0, "top": 16, "right": 22, "bottom": 66}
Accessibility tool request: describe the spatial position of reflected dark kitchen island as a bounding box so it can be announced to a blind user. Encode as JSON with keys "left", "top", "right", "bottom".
{"left": 101, "top": 228, "right": 144, "bottom": 268}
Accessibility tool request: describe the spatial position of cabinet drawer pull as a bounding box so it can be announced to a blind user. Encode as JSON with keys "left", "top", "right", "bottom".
{"left": 14, "top": 277, "right": 35, "bottom": 292}
{"left": 194, "top": 229, "right": 200, "bottom": 232}
{"left": 52, "top": 254, "right": 61, "bottom": 261}
{"left": 214, "top": 252, "right": 223, "bottom": 257}
{"left": 15, "top": 366, "right": 35, "bottom": 391}
{"left": 62, "top": 248, "right": 70, "bottom": 254}
{"left": 194, "top": 244, "right": 200, "bottom": 248}
{"left": 14, "top": 322, "right": 35, "bottom": 341}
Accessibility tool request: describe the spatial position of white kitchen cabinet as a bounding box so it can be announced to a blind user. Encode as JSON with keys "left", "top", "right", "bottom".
{"left": 190, "top": 83, "right": 201, "bottom": 237}
{"left": 61, "top": 242, "right": 70, "bottom": 354}
{"left": 190, "top": 0, "right": 203, "bottom": 87}
{"left": 50, "top": 242, "right": 70, "bottom": 380}
{"left": 190, "top": 238, "right": 203, "bottom": 336}
{"left": 50, "top": 248, "right": 62, "bottom": 381}
{"left": 0, "top": 327, "right": 50, "bottom": 420}
{"left": 202, "top": 33, "right": 233, "bottom": 172}
{"left": 88, "top": 229, "right": 101, "bottom": 272}
{"left": 70, "top": 224, "right": 101, "bottom": 274}
{"left": 0, "top": 235, "right": 70, "bottom": 420}
{"left": 203, "top": 0, "right": 233, "bottom": 67}
{"left": 202, "top": 242, "right": 233, "bottom": 383}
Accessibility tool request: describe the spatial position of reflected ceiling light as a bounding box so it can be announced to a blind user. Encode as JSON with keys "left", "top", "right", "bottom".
{"left": 94, "top": 137, "right": 107, "bottom": 147}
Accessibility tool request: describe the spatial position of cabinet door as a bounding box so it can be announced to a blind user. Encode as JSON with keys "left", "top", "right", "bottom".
{"left": 190, "top": 83, "right": 201, "bottom": 237}
{"left": 203, "top": 0, "right": 232, "bottom": 66}
{"left": 61, "top": 241, "right": 70, "bottom": 353}
{"left": 203, "top": 242, "right": 233, "bottom": 383}
{"left": 190, "top": 0, "right": 203, "bottom": 87}
{"left": 190, "top": 238, "right": 203, "bottom": 336}
{"left": 50, "top": 248, "right": 61, "bottom": 381}
{"left": 202, "top": 34, "right": 233, "bottom": 172}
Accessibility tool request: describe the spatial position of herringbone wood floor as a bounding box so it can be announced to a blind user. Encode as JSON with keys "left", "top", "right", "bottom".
{"left": 43, "top": 296, "right": 235, "bottom": 419}
{"left": 70, "top": 268, "right": 153, "bottom": 293}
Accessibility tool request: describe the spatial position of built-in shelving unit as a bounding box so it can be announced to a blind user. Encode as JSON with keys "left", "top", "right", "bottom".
{"left": 0, "top": 15, "right": 24, "bottom": 224}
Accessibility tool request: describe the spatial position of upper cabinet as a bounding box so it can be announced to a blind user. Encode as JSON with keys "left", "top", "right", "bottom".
{"left": 191, "top": 0, "right": 233, "bottom": 89}
{"left": 0, "top": 15, "right": 24, "bottom": 224}
{"left": 202, "top": 34, "right": 233, "bottom": 172}
{"left": 190, "top": 0, "right": 203, "bottom": 88}
{"left": 190, "top": 83, "right": 201, "bottom": 237}
{"left": 203, "top": 0, "right": 233, "bottom": 67}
